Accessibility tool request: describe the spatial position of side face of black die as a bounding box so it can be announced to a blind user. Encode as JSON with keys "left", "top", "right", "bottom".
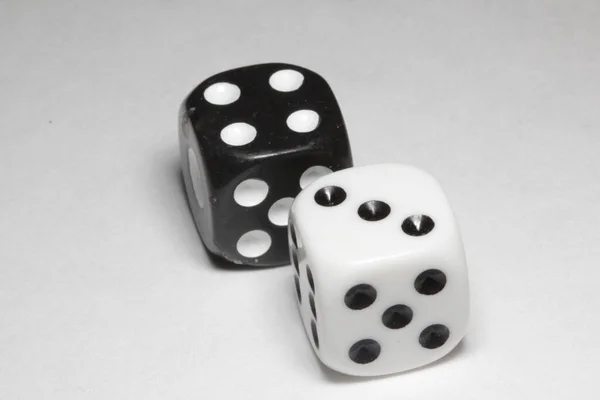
{"left": 179, "top": 63, "right": 353, "bottom": 267}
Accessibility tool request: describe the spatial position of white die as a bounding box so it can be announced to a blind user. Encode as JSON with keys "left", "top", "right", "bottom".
{"left": 288, "top": 163, "right": 470, "bottom": 377}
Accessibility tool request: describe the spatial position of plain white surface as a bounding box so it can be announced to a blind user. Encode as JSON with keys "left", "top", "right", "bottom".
{"left": 1, "top": 0, "right": 599, "bottom": 398}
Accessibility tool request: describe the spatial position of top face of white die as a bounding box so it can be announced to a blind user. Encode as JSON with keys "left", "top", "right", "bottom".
{"left": 291, "top": 163, "right": 463, "bottom": 271}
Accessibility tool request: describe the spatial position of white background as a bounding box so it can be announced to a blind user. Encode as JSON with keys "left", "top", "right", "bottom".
{"left": 1, "top": 1, "right": 599, "bottom": 399}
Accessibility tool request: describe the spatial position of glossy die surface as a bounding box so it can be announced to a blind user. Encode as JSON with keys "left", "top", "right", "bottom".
{"left": 179, "top": 63, "right": 353, "bottom": 267}
{"left": 289, "top": 163, "right": 469, "bottom": 376}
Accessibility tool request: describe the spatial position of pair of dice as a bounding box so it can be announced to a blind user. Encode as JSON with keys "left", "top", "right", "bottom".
{"left": 178, "top": 63, "right": 470, "bottom": 377}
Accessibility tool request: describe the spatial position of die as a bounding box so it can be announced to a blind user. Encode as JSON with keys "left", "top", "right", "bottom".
{"left": 179, "top": 63, "right": 353, "bottom": 267}
{"left": 288, "top": 163, "right": 469, "bottom": 376}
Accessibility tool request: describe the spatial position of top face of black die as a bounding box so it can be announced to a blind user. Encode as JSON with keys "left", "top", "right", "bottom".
{"left": 181, "top": 63, "right": 351, "bottom": 176}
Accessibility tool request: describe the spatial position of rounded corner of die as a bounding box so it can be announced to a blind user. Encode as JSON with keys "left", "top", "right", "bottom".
{"left": 314, "top": 354, "right": 355, "bottom": 377}
{"left": 287, "top": 189, "right": 315, "bottom": 218}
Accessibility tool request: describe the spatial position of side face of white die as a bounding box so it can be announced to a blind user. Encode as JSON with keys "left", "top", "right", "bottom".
{"left": 289, "top": 163, "right": 470, "bottom": 377}
{"left": 289, "top": 221, "right": 322, "bottom": 352}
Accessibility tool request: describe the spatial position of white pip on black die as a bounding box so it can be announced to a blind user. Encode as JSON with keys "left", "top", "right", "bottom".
{"left": 288, "top": 163, "right": 469, "bottom": 377}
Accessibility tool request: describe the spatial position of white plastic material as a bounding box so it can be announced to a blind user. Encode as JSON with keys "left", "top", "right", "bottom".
{"left": 237, "top": 230, "right": 271, "bottom": 258}
{"left": 220, "top": 122, "right": 257, "bottom": 146}
{"left": 203, "top": 82, "right": 240, "bottom": 105}
{"left": 269, "top": 69, "right": 304, "bottom": 92}
{"left": 289, "top": 163, "right": 470, "bottom": 377}
{"left": 299, "top": 166, "right": 332, "bottom": 189}
{"left": 233, "top": 179, "right": 269, "bottom": 207}
{"left": 286, "top": 110, "right": 320, "bottom": 133}
{"left": 268, "top": 197, "right": 294, "bottom": 226}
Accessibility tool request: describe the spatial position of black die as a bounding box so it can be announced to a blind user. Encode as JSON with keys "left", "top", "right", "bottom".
{"left": 178, "top": 63, "right": 353, "bottom": 267}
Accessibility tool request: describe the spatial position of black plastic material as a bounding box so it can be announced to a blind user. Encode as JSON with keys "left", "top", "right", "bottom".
{"left": 414, "top": 269, "right": 447, "bottom": 295}
{"left": 348, "top": 339, "right": 381, "bottom": 364}
{"left": 179, "top": 63, "right": 353, "bottom": 267}
{"left": 344, "top": 284, "right": 377, "bottom": 310}
{"left": 419, "top": 324, "right": 450, "bottom": 349}
{"left": 381, "top": 304, "right": 413, "bottom": 329}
